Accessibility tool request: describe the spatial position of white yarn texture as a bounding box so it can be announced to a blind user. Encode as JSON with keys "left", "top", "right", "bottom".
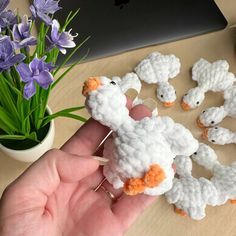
{"left": 134, "top": 52, "right": 181, "bottom": 105}
{"left": 84, "top": 76, "right": 198, "bottom": 196}
{"left": 192, "top": 143, "right": 236, "bottom": 205}
{"left": 166, "top": 142, "right": 236, "bottom": 220}
{"left": 182, "top": 58, "right": 236, "bottom": 110}
{"left": 165, "top": 155, "right": 219, "bottom": 220}
{"left": 198, "top": 86, "right": 236, "bottom": 127}
{"left": 205, "top": 126, "right": 236, "bottom": 145}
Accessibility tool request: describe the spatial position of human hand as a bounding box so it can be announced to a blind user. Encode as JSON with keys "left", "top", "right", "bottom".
{"left": 0, "top": 102, "right": 156, "bottom": 236}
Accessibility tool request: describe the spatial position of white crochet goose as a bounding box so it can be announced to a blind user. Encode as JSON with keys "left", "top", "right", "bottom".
{"left": 192, "top": 143, "right": 236, "bottom": 205}
{"left": 165, "top": 155, "right": 218, "bottom": 220}
{"left": 197, "top": 86, "right": 236, "bottom": 128}
{"left": 181, "top": 58, "right": 236, "bottom": 111}
{"left": 202, "top": 126, "right": 236, "bottom": 145}
{"left": 82, "top": 76, "right": 198, "bottom": 196}
{"left": 134, "top": 52, "right": 181, "bottom": 107}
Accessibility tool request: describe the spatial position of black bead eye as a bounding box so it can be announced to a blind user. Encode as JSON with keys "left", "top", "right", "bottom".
{"left": 203, "top": 110, "right": 205, "bottom": 113}
{"left": 215, "top": 127, "right": 218, "bottom": 129}
{"left": 211, "top": 121, "right": 215, "bottom": 124}
{"left": 196, "top": 101, "right": 200, "bottom": 105}
{"left": 110, "top": 81, "right": 116, "bottom": 85}
{"left": 211, "top": 140, "right": 215, "bottom": 143}
{"left": 160, "top": 95, "right": 163, "bottom": 98}
{"left": 175, "top": 91, "right": 176, "bottom": 94}
{"left": 184, "top": 93, "right": 187, "bottom": 96}
{"left": 194, "top": 152, "right": 197, "bottom": 155}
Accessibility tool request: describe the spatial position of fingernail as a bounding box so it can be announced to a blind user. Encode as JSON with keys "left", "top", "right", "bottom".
{"left": 125, "top": 88, "right": 138, "bottom": 100}
{"left": 143, "top": 98, "right": 157, "bottom": 112}
{"left": 92, "top": 156, "right": 109, "bottom": 165}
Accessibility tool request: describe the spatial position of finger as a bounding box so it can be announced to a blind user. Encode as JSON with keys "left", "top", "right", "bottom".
{"left": 112, "top": 194, "right": 156, "bottom": 230}
{"left": 61, "top": 97, "right": 133, "bottom": 156}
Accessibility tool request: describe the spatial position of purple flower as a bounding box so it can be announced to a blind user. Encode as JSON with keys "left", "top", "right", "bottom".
{"left": 17, "top": 56, "right": 54, "bottom": 99}
{"left": 13, "top": 16, "right": 37, "bottom": 49}
{"left": 0, "top": 36, "right": 25, "bottom": 72}
{"left": 0, "top": 0, "right": 17, "bottom": 28}
{"left": 47, "top": 19, "right": 77, "bottom": 54}
{"left": 30, "top": 0, "right": 61, "bottom": 25}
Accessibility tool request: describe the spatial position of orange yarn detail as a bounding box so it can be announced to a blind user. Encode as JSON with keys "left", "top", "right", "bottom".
{"left": 144, "top": 164, "right": 166, "bottom": 188}
{"left": 82, "top": 77, "right": 101, "bottom": 96}
{"left": 124, "top": 178, "right": 145, "bottom": 195}
{"left": 230, "top": 199, "right": 236, "bottom": 204}
{"left": 174, "top": 207, "right": 187, "bottom": 216}
{"left": 124, "top": 164, "right": 166, "bottom": 195}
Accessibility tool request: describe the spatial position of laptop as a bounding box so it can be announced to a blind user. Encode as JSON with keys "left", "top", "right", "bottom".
{"left": 54, "top": 0, "right": 227, "bottom": 64}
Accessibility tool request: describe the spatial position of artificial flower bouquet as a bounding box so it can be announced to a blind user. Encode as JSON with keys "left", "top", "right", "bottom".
{"left": 0, "top": 0, "right": 88, "bottom": 150}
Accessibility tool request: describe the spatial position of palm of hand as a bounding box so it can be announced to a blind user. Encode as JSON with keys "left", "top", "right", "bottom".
{"left": 0, "top": 104, "right": 155, "bottom": 236}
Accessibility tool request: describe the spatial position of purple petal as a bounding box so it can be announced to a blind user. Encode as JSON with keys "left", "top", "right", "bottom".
{"left": 13, "top": 24, "right": 22, "bottom": 41}
{"left": 29, "top": 57, "right": 41, "bottom": 74}
{"left": 29, "top": 5, "right": 37, "bottom": 18}
{"left": 24, "top": 81, "right": 36, "bottom": 100}
{"left": 8, "top": 53, "right": 26, "bottom": 65}
{"left": 0, "top": 0, "right": 9, "bottom": 13}
{"left": 43, "top": 0, "right": 61, "bottom": 14}
{"left": 34, "top": 71, "right": 53, "bottom": 89}
{"left": 16, "top": 37, "right": 37, "bottom": 48}
{"left": 37, "top": 11, "right": 52, "bottom": 25}
{"left": 51, "top": 19, "right": 60, "bottom": 42}
{"left": 17, "top": 63, "right": 32, "bottom": 82}
{"left": 58, "top": 46, "right": 66, "bottom": 54}
{"left": 0, "top": 36, "right": 14, "bottom": 60}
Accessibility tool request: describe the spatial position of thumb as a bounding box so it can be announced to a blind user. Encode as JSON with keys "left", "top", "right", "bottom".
{"left": 3, "top": 149, "right": 100, "bottom": 198}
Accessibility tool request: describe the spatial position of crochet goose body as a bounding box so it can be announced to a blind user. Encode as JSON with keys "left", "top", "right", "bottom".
{"left": 181, "top": 58, "right": 236, "bottom": 111}
{"left": 197, "top": 86, "right": 236, "bottom": 128}
{"left": 83, "top": 76, "right": 198, "bottom": 196}
{"left": 202, "top": 126, "right": 236, "bottom": 145}
{"left": 165, "top": 155, "right": 218, "bottom": 220}
{"left": 135, "top": 52, "right": 181, "bottom": 107}
{"left": 192, "top": 143, "right": 236, "bottom": 205}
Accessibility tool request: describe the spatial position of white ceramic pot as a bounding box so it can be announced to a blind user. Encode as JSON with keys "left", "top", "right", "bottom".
{"left": 0, "top": 107, "right": 55, "bottom": 163}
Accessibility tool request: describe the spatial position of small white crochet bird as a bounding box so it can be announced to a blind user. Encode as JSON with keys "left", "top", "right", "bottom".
{"left": 202, "top": 126, "right": 236, "bottom": 145}
{"left": 165, "top": 155, "right": 218, "bottom": 220}
{"left": 191, "top": 143, "right": 236, "bottom": 205}
{"left": 82, "top": 76, "right": 198, "bottom": 196}
{"left": 197, "top": 86, "right": 236, "bottom": 128}
{"left": 181, "top": 58, "right": 236, "bottom": 111}
{"left": 134, "top": 52, "right": 181, "bottom": 107}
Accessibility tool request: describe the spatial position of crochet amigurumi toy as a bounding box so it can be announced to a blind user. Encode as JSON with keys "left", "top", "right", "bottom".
{"left": 82, "top": 76, "right": 198, "bottom": 196}
{"left": 134, "top": 52, "right": 181, "bottom": 107}
{"left": 197, "top": 86, "right": 236, "bottom": 128}
{"left": 202, "top": 126, "right": 236, "bottom": 145}
{"left": 192, "top": 143, "right": 236, "bottom": 205}
{"left": 181, "top": 58, "right": 236, "bottom": 111}
{"left": 165, "top": 155, "right": 218, "bottom": 220}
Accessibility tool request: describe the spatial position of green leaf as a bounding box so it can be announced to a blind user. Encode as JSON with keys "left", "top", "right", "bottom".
{"left": 43, "top": 111, "right": 87, "bottom": 127}
{"left": 0, "top": 106, "right": 19, "bottom": 132}
{"left": 62, "top": 9, "right": 80, "bottom": 31}
{"left": 26, "top": 132, "right": 39, "bottom": 142}
{"left": 0, "top": 135, "right": 26, "bottom": 140}
{"left": 53, "top": 36, "right": 90, "bottom": 75}
{"left": 52, "top": 49, "right": 89, "bottom": 89}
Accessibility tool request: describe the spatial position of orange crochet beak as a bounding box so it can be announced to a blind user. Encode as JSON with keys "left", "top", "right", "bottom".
{"left": 196, "top": 117, "right": 205, "bottom": 128}
{"left": 202, "top": 128, "right": 209, "bottom": 140}
{"left": 181, "top": 100, "right": 191, "bottom": 111}
{"left": 82, "top": 77, "right": 101, "bottom": 96}
{"left": 163, "top": 101, "right": 175, "bottom": 107}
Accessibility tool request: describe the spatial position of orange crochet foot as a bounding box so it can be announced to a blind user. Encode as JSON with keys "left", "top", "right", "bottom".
{"left": 174, "top": 207, "right": 187, "bottom": 217}
{"left": 143, "top": 164, "right": 166, "bottom": 188}
{"left": 230, "top": 199, "right": 236, "bottom": 204}
{"left": 124, "top": 178, "right": 145, "bottom": 195}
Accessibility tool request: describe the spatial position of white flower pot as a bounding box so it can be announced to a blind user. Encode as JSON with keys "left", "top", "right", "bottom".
{"left": 0, "top": 107, "right": 55, "bottom": 163}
